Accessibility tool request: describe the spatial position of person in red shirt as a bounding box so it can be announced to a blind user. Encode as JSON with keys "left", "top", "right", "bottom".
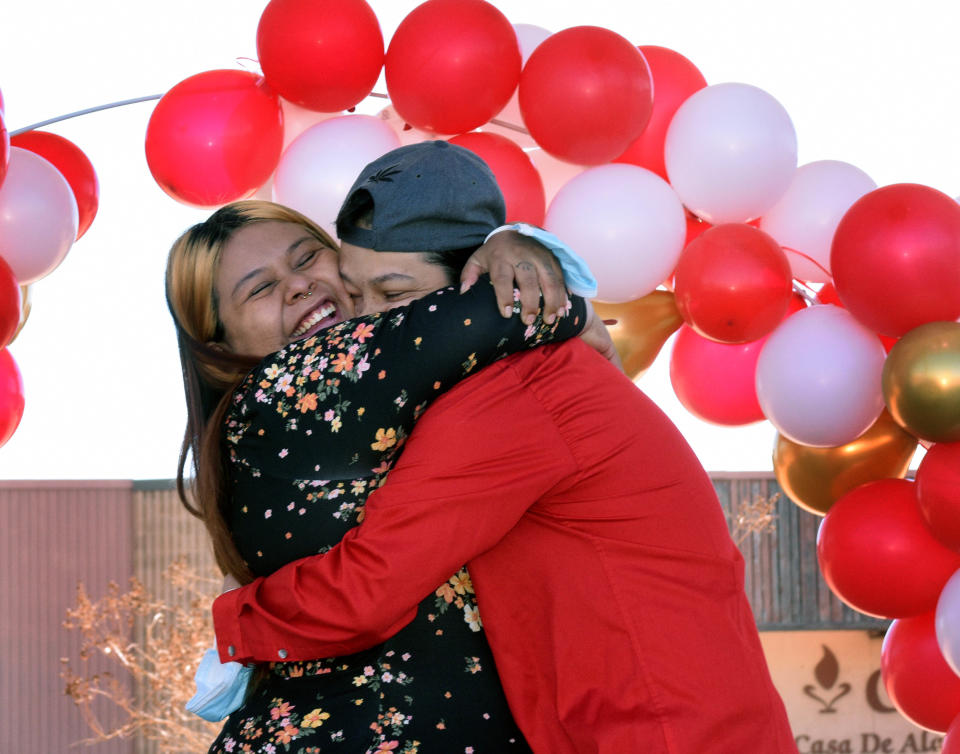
{"left": 213, "top": 143, "right": 798, "bottom": 753}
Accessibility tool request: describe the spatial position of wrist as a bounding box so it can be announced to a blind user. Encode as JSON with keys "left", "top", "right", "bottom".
{"left": 484, "top": 223, "right": 534, "bottom": 243}
{"left": 487, "top": 224, "right": 598, "bottom": 299}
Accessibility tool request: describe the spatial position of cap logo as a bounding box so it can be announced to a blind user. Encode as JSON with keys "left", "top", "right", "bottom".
{"left": 366, "top": 165, "right": 402, "bottom": 183}
{"left": 336, "top": 142, "right": 506, "bottom": 252}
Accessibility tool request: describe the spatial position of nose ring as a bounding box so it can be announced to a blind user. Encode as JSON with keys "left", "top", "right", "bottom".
{"left": 298, "top": 289, "right": 313, "bottom": 300}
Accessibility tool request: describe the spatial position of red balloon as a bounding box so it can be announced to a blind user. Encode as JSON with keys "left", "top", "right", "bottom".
{"left": 257, "top": 0, "right": 383, "bottom": 112}
{"left": 816, "top": 282, "right": 841, "bottom": 305}
{"left": 917, "top": 442, "right": 960, "bottom": 552}
{"left": 0, "top": 257, "right": 19, "bottom": 348}
{"left": 817, "top": 478, "right": 960, "bottom": 618}
{"left": 385, "top": 0, "right": 520, "bottom": 135}
{"left": 831, "top": 183, "right": 960, "bottom": 337}
{"left": 882, "top": 612, "right": 960, "bottom": 733}
{"left": 0, "top": 348, "right": 24, "bottom": 448}
{"left": 614, "top": 46, "right": 707, "bottom": 180}
{"left": 673, "top": 223, "right": 793, "bottom": 343}
{"left": 145, "top": 70, "right": 284, "bottom": 207}
{"left": 0, "top": 109, "right": 8, "bottom": 189}
{"left": 817, "top": 282, "right": 898, "bottom": 352}
{"left": 10, "top": 131, "right": 100, "bottom": 239}
{"left": 520, "top": 26, "right": 652, "bottom": 165}
{"left": 944, "top": 716, "right": 960, "bottom": 754}
{"left": 671, "top": 326, "right": 765, "bottom": 425}
{"left": 448, "top": 132, "right": 545, "bottom": 225}
{"left": 659, "top": 213, "right": 712, "bottom": 291}
{"left": 670, "top": 294, "right": 805, "bottom": 425}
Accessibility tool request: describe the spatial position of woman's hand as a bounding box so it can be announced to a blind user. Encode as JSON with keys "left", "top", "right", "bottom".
{"left": 580, "top": 301, "right": 624, "bottom": 372}
{"left": 460, "top": 230, "right": 569, "bottom": 325}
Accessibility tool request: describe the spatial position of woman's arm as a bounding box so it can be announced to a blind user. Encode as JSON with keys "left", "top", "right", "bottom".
{"left": 215, "top": 356, "right": 577, "bottom": 664}
{"left": 229, "top": 279, "right": 587, "bottom": 479}
{"left": 463, "top": 227, "right": 618, "bottom": 367}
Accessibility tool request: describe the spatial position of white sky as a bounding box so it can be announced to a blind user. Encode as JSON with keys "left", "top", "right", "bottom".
{"left": 1, "top": 0, "right": 953, "bottom": 480}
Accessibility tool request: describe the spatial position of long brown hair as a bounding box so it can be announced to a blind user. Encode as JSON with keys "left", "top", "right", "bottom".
{"left": 165, "top": 200, "right": 339, "bottom": 583}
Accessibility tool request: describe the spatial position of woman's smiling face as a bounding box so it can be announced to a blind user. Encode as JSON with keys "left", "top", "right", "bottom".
{"left": 214, "top": 221, "right": 354, "bottom": 358}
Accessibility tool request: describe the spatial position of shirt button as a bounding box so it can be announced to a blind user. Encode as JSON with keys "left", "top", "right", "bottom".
{"left": 278, "top": 648, "right": 288, "bottom": 659}
{"left": 227, "top": 646, "right": 236, "bottom": 657}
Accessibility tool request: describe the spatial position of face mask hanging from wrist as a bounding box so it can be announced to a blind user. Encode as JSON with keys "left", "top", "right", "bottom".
{"left": 185, "top": 647, "right": 253, "bottom": 722}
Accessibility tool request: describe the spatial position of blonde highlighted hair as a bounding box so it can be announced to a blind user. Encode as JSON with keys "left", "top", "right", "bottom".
{"left": 165, "top": 200, "right": 338, "bottom": 582}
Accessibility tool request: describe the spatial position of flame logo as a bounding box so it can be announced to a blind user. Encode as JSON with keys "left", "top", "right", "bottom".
{"left": 802, "top": 645, "right": 852, "bottom": 713}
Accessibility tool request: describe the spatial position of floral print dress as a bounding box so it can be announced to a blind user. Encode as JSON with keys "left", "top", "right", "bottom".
{"left": 209, "top": 280, "right": 585, "bottom": 754}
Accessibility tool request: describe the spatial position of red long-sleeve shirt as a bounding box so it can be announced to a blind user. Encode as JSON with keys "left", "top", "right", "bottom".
{"left": 214, "top": 339, "right": 797, "bottom": 753}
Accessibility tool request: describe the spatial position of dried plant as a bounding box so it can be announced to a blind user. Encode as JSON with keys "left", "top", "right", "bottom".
{"left": 61, "top": 560, "right": 221, "bottom": 752}
{"left": 731, "top": 492, "right": 780, "bottom": 545}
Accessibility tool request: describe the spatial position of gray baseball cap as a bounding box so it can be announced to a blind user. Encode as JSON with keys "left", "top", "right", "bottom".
{"left": 335, "top": 141, "right": 506, "bottom": 252}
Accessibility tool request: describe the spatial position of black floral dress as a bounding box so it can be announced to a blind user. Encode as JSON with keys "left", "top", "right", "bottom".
{"left": 209, "top": 280, "right": 585, "bottom": 754}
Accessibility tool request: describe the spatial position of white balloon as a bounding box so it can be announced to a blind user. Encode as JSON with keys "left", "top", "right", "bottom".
{"left": 252, "top": 103, "right": 345, "bottom": 201}
{"left": 485, "top": 24, "right": 552, "bottom": 148}
{"left": 545, "top": 164, "right": 686, "bottom": 302}
{"left": 273, "top": 115, "right": 401, "bottom": 238}
{"left": 755, "top": 305, "right": 887, "bottom": 447}
{"left": 376, "top": 105, "right": 443, "bottom": 148}
{"left": 936, "top": 569, "right": 960, "bottom": 679}
{"left": 761, "top": 160, "right": 877, "bottom": 283}
{"left": 665, "top": 82, "right": 798, "bottom": 224}
{"left": 279, "top": 98, "right": 342, "bottom": 151}
{"left": 0, "top": 147, "right": 78, "bottom": 284}
{"left": 514, "top": 23, "right": 553, "bottom": 64}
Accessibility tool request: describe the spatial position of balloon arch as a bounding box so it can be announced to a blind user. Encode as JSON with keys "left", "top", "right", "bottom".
{"left": 2, "top": 0, "right": 960, "bottom": 740}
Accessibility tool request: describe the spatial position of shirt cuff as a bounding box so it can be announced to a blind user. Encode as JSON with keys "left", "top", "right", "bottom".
{"left": 484, "top": 222, "right": 599, "bottom": 299}
{"left": 212, "top": 587, "right": 250, "bottom": 665}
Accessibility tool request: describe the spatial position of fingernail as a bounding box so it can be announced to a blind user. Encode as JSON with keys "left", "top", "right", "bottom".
{"left": 460, "top": 281, "right": 470, "bottom": 293}
{"left": 545, "top": 314, "right": 556, "bottom": 324}
{"left": 503, "top": 305, "right": 514, "bottom": 317}
{"left": 556, "top": 307, "right": 566, "bottom": 319}
{"left": 524, "top": 314, "right": 535, "bottom": 325}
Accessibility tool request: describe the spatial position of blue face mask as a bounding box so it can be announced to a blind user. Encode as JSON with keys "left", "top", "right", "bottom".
{"left": 484, "top": 223, "right": 599, "bottom": 299}
{"left": 185, "top": 648, "right": 253, "bottom": 722}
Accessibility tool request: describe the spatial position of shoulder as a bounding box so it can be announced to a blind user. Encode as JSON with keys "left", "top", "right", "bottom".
{"left": 500, "top": 339, "right": 617, "bottom": 382}
{"left": 424, "top": 340, "right": 613, "bottom": 406}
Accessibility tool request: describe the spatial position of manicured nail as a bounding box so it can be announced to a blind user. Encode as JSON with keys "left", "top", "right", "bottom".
{"left": 504, "top": 305, "right": 514, "bottom": 317}
{"left": 545, "top": 313, "right": 557, "bottom": 324}
{"left": 460, "top": 281, "right": 470, "bottom": 293}
{"left": 524, "top": 314, "right": 535, "bottom": 325}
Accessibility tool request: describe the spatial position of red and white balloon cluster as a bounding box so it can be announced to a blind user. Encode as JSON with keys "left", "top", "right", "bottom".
{"left": 0, "top": 90, "right": 100, "bottom": 449}
{"left": 142, "top": 0, "right": 960, "bottom": 733}
{"left": 817, "top": 453, "right": 960, "bottom": 737}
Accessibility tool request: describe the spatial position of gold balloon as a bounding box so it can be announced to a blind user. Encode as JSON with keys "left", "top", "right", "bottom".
{"left": 9, "top": 286, "right": 31, "bottom": 345}
{"left": 882, "top": 321, "right": 960, "bottom": 443}
{"left": 593, "top": 291, "right": 683, "bottom": 380}
{"left": 773, "top": 410, "right": 918, "bottom": 516}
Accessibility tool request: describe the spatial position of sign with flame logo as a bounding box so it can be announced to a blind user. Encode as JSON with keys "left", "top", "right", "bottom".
{"left": 759, "top": 631, "right": 943, "bottom": 753}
